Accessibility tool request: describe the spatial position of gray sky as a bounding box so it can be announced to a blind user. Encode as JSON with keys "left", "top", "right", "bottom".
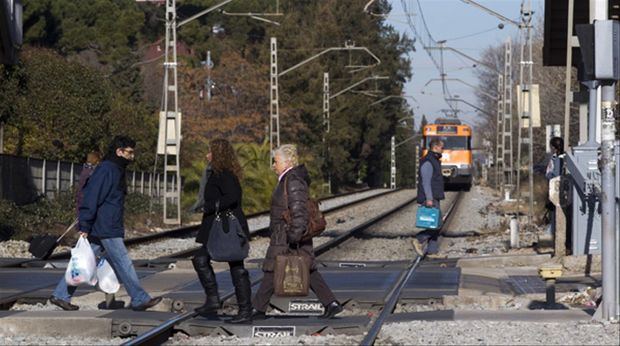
{"left": 386, "top": 0, "right": 544, "bottom": 130}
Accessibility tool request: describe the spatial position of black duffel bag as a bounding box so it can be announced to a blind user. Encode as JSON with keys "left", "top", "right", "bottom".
{"left": 29, "top": 218, "right": 78, "bottom": 259}
{"left": 207, "top": 207, "right": 248, "bottom": 262}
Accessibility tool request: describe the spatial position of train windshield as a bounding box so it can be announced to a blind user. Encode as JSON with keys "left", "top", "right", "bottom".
{"left": 425, "top": 136, "right": 470, "bottom": 150}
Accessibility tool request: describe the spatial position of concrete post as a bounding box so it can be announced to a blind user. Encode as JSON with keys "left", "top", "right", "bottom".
{"left": 56, "top": 160, "right": 61, "bottom": 195}
{"left": 555, "top": 203, "right": 567, "bottom": 257}
{"left": 600, "top": 82, "right": 617, "bottom": 321}
{"left": 41, "top": 159, "right": 46, "bottom": 196}
{"left": 0, "top": 122, "right": 4, "bottom": 154}
{"left": 550, "top": 176, "right": 566, "bottom": 257}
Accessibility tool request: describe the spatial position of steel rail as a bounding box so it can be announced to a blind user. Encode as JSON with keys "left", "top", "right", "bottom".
{"left": 124, "top": 188, "right": 375, "bottom": 246}
{"left": 121, "top": 277, "right": 263, "bottom": 346}
{"left": 150, "top": 188, "right": 405, "bottom": 260}
{"left": 32, "top": 188, "right": 382, "bottom": 262}
{"left": 359, "top": 191, "right": 463, "bottom": 346}
{"left": 122, "top": 191, "right": 418, "bottom": 345}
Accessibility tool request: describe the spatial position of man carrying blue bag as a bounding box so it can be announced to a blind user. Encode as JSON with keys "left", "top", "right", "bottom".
{"left": 412, "top": 139, "right": 445, "bottom": 256}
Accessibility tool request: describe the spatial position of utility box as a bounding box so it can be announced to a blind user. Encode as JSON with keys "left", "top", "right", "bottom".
{"left": 593, "top": 20, "right": 620, "bottom": 80}
{"left": 576, "top": 20, "right": 620, "bottom": 80}
{"left": 569, "top": 146, "right": 602, "bottom": 255}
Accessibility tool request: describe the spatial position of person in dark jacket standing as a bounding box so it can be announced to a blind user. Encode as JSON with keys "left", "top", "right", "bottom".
{"left": 251, "top": 144, "right": 343, "bottom": 320}
{"left": 412, "top": 139, "right": 445, "bottom": 256}
{"left": 545, "top": 137, "right": 565, "bottom": 237}
{"left": 192, "top": 138, "right": 252, "bottom": 324}
{"left": 75, "top": 151, "right": 102, "bottom": 215}
{"left": 49, "top": 136, "right": 162, "bottom": 311}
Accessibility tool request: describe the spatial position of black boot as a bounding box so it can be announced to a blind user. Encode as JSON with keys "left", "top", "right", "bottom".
{"left": 319, "top": 301, "right": 343, "bottom": 319}
{"left": 226, "top": 266, "right": 253, "bottom": 324}
{"left": 192, "top": 254, "right": 221, "bottom": 315}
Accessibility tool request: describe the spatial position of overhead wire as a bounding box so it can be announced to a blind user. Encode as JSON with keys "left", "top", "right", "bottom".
{"left": 441, "top": 26, "right": 499, "bottom": 42}
{"left": 401, "top": 0, "right": 459, "bottom": 115}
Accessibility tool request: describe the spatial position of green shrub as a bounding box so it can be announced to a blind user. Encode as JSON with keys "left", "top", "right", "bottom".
{"left": 0, "top": 191, "right": 75, "bottom": 241}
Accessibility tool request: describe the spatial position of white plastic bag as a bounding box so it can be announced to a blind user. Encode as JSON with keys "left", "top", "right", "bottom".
{"left": 96, "top": 258, "right": 120, "bottom": 294}
{"left": 64, "top": 237, "right": 97, "bottom": 286}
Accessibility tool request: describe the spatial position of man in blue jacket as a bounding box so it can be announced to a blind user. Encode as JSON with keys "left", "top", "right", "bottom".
{"left": 50, "top": 136, "right": 162, "bottom": 311}
{"left": 412, "top": 139, "right": 445, "bottom": 256}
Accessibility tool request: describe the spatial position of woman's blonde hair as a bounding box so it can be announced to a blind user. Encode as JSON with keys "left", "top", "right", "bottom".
{"left": 274, "top": 144, "right": 299, "bottom": 167}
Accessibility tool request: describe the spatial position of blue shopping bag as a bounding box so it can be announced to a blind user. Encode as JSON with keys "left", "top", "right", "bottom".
{"left": 415, "top": 206, "right": 441, "bottom": 229}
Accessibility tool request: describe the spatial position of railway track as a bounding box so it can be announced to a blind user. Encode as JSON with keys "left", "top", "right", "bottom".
{"left": 121, "top": 192, "right": 421, "bottom": 346}
{"left": 1, "top": 189, "right": 464, "bottom": 345}
{"left": 122, "top": 191, "right": 463, "bottom": 345}
{"left": 360, "top": 191, "right": 463, "bottom": 346}
{"left": 0, "top": 188, "right": 408, "bottom": 309}
{"left": 3, "top": 188, "right": 393, "bottom": 268}
{"left": 128, "top": 187, "right": 405, "bottom": 261}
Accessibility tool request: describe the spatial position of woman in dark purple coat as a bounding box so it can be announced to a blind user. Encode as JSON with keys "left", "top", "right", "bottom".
{"left": 75, "top": 151, "right": 102, "bottom": 215}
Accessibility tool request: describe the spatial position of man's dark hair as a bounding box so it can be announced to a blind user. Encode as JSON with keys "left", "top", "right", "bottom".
{"left": 106, "top": 135, "right": 136, "bottom": 158}
{"left": 550, "top": 137, "right": 564, "bottom": 154}
{"left": 429, "top": 138, "right": 444, "bottom": 150}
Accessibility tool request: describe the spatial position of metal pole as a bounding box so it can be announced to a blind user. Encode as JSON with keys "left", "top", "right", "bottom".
{"left": 563, "top": 0, "right": 575, "bottom": 152}
{"left": 390, "top": 136, "right": 396, "bottom": 189}
{"left": 323, "top": 72, "right": 331, "bottom": 194}
{"left": 614, "top": 139, "right": 620, "bottom": 320}
{"left": 496, "top": 74, "right": 504, "bottom": 189}
{"left": 160, "top": 0, "right": 182, "bottom": 224}
{"left": 526, "top": 0, "right": 535, "bottom": 227}
{"left": 600, "top": 82, "right": 618, "bottom": 321}
{"left": 503, "top": 38, "right": 514, "bottom": 194}
{"left": 414, "top": 144, "right": 419, "bottom": 187}
{"left": 269, "top": 37, "right": 280, "bottom": 158}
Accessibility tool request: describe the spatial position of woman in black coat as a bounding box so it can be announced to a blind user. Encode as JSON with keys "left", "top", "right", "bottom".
{"left": 192, "top": 138, "right": 252, "bottom": 323}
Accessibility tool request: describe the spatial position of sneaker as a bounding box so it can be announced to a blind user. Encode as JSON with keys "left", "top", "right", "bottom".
{"left": 49, "top": 296, "right": 79, "bottom": 311}
{"left": 318, "top": 301, "right": 343, "bottom": 319}
{"left": 427, "top": 253, "right": 447, "bottom": 259}
{"left": 131, "top": 296, "right": 163, "bottom": 311}
{"left": 411, "top": 238, "right": 427, "bottom": 256}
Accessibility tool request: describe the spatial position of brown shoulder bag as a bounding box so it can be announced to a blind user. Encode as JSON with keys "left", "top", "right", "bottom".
{"left": 282, "top": 176, "right": 327, "bottom": 242}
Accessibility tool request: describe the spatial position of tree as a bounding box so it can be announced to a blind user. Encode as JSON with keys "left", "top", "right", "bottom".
{"left": 474, "top": 19, "right": 580, "bottom": 168}
{"left": 0, "top": 47, "right": 157, "bottom": 169}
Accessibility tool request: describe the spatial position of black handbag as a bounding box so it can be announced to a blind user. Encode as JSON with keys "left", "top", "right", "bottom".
{"left": 207, "top": 203, "right": 249, "bottom": 262}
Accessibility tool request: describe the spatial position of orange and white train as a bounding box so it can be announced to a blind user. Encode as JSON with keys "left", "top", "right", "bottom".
{"left": 421, "top": 119, "right": 473, "bottom": 189}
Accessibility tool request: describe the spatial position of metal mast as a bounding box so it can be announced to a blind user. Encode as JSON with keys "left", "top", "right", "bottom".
{"left": 495, "top": 74, "right": 504, "bottom": 188}
{"left": 502, "top": 37, "right": 514, "bottom": 194}
{"left": 323, "top": 72, "right": 330, "bottom": 135}
{"left": 322, "top": 72, "right": 331, "bottom": 194}
{"left": 270, "top": 37, "right": 280, "bottom": 156}
{"left": 516, "top": 0, "right": 535, "bottom": 226}
{"left": 161, "top": 0, "right": 182, "bottom": 225}
{"left": 390, "top": 136, "right": 396, "bottom": 189}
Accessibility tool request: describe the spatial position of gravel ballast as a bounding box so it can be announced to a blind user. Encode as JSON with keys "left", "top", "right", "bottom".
{"left": 0, "top": 336, "right": 125, "bottom": 346}
{"left": 377, "top": 320, "right": 620, "bottom": 345}
{"left": 0, "top": 189, "right": 395, "bottom": 260}
{"left": 166, "top": 333, "right": 363, "bottom": 345}
{"left": 440, "top": 185, "right": 546, "bottom": 258}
